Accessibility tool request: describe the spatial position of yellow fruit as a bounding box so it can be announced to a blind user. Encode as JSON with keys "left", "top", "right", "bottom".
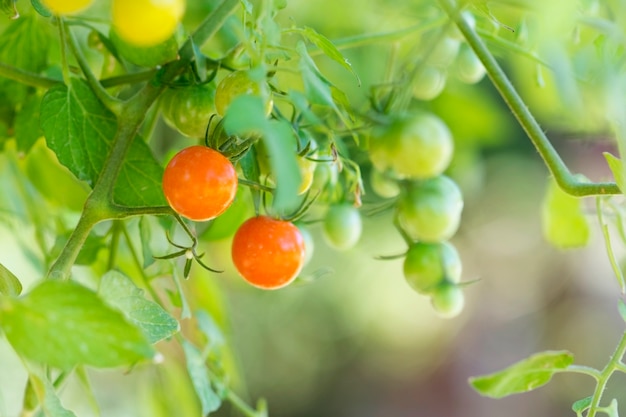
{"left": 42, "top": 0, "right": 94, "bottom": 15}
{"left": 112, "top": 0, "right": 185, "bottom": 47}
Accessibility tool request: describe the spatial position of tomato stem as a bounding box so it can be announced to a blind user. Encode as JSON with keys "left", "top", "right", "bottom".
{"left": 65, "top": 20, "right": 123, "bottom": 115}
{"left": 438, "top": 0, "right": 620, "bottom": 197}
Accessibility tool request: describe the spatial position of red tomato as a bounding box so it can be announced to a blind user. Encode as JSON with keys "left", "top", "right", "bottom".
{"left": 231, "top": 216, "right": 306, "bottom": 290}
{"left": 162, "top": 146, "right": 238, "bottom": 221}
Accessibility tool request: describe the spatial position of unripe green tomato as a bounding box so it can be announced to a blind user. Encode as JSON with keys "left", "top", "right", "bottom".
{"left": 424, "top": 34, "right": 460, "bottom": 67}
{"left": 215, "top": 71, "right": 273, "bottom": 116}
{"left": 161, "top": 83, "right": 216, "bottom": 138}
{"left": 311, "top": 160, "right": 339, "bottom": 192}
{"left": 369, "top": 112, "right": 453, "bottom": 180}
{"left": 396, "top": 175, "right": 463, "bottom": 242}
{"left": 42, "top": 0, "right": 93, "bottom": 15}
{"left": 412, "top": 66, "right": 446, "bottom": 101}
{"left": 323, "top": 204, "right": 362, "bottom": 250}
{"left": 370, "top": 169, "right": 400, "bottom": 198}
{"left": 454, "top": 44, "right": 486, "bottom": 84}
{"left": 430, "top": 282, "right": 465, "bottom": 318}
{"left": 403, "top": 242, "right": 461, "bottom": 295}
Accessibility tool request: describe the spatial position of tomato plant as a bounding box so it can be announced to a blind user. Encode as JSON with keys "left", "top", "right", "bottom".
{"left": 0, "top": 0, "right": 625, "bottom": 416}
{"left": 162, "top": 146, "right": 237, "bottom": 221}
{"left": 369, "top": 112, "right": 453, "bottom": 180}
{"left": 161, "top": 83, "right": 217, "bottom": 138}
{"left": 231, "top": 216, "right": 306, "bottom": 289}
{"left": 396, "top": 175, "right": 463, "bottom": 242}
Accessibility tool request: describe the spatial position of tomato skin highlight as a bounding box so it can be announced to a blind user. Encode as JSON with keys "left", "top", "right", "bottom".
{"left": 162, "top": 146, "right": 237, "bottom": 221}
{"left": 232, "top": 216, "right": 306, "bottom": 290}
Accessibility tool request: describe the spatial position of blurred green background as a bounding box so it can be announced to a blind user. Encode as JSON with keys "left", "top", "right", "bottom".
{"left": 2, "top": 0, "right": 626, "bottom": 416}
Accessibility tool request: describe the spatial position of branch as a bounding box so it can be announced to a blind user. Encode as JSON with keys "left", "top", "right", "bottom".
{"left": 438, "top": 0, "right": 620, "bottom": 197}
{"left": 178, "top": 0, "right": 240, "bottom": 61}
{"left": 0, "top": 62, "right": 59, "bottom": 88}
{"left": 64, "top": 20, "right": 123, "bottom": 115}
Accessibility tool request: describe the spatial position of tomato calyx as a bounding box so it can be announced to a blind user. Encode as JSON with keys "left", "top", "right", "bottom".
{"left": 154, "top": 223, "right": 222, "bottom": 278}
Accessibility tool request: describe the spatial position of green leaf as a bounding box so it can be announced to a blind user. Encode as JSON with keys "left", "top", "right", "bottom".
{"left": 30, "top": 0, "right": 52, "bottom": 17}
{"left": 469, "top": 350, "right": 574, "bottom": 398}
{"left": 0, "top": 262, "right": 22, "bottom": 296}
{"left": 572, "top": 396, "right": 592, "bottom": 415}
{"left": 223, "top": 95, "right": 300, "bottom": 212}
{"left": 113, "top": 138, "right": 167, "bottom": 207}
{"left": 262, "top": 120, "right": 301, "bottom": 212}
{"left": 297, "top": 41, "right": 337, "bottom": 109}
{"left": 0, "top": 15, "right": 50, "bottom": 105}
{"left": 295, "top": 27, "right": 360, "bottom": 85}
{"left": 15, "top": 94, "right": 43, "bottom": 154}
{"left": 619, "top": 299, "right": 626, "bottom": 324}
{"left": 604, "top": 152, "right": 625, "bottom": 194}
{"left": 40, "top": 78, "right": 166, "bottom": 207}
{"left": 195, "top": 310, "right": 225, "bottom": 351}
{"left": 40, "top": 78, "right": 116, "bottom": 185}
{"left": 99, "top": 270, "right": 179, "bottom": 344}
{"left": 541, "top": 177, "right": 590, "bottom": 249}
{"left": 25, "top": 139, "right": 90, "bottom": 211}
{"left": 182, "top": 339, "right": 222, "bottom": 415}
{"left": 0, "top": 280, "right": 155, "bottom": 369}
{"left": 27, "top": 369, "right": 77, "bottom": 417}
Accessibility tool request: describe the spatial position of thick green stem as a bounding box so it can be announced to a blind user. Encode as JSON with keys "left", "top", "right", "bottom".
{"left": 65, "top": 21, "right": 122, "bottom": 115}
{"left": 46, "top": 209, "right": 100, "bottom": 280}
{"left": 179, "top": 0, "right": 240, "bottom": 61}
{"left": 438, "top": 0, "right": 620, "bottom": 197}
{"left": 586, "top": 331, "right": 626, "bottom": 417}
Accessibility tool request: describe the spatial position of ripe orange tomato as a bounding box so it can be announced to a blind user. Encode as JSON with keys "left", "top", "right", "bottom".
{"left": 231, "top": 216, "right": 306, "bottom": 290}
{"left": 162, "top": 146, "right": 237, "bottom": 221}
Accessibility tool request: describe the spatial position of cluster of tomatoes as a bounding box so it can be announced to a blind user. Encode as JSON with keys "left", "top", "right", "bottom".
{"left": 42, "top": 0, "right": 184, "bottom": 46}
{"left": 369, "top": 112, "right": 465, "bottom": 318}
{"left": 411, "top": 11, "right": 486, "bottom": 101}
{"left": 161, "top": 69, "right": 311, "bottom": 290}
